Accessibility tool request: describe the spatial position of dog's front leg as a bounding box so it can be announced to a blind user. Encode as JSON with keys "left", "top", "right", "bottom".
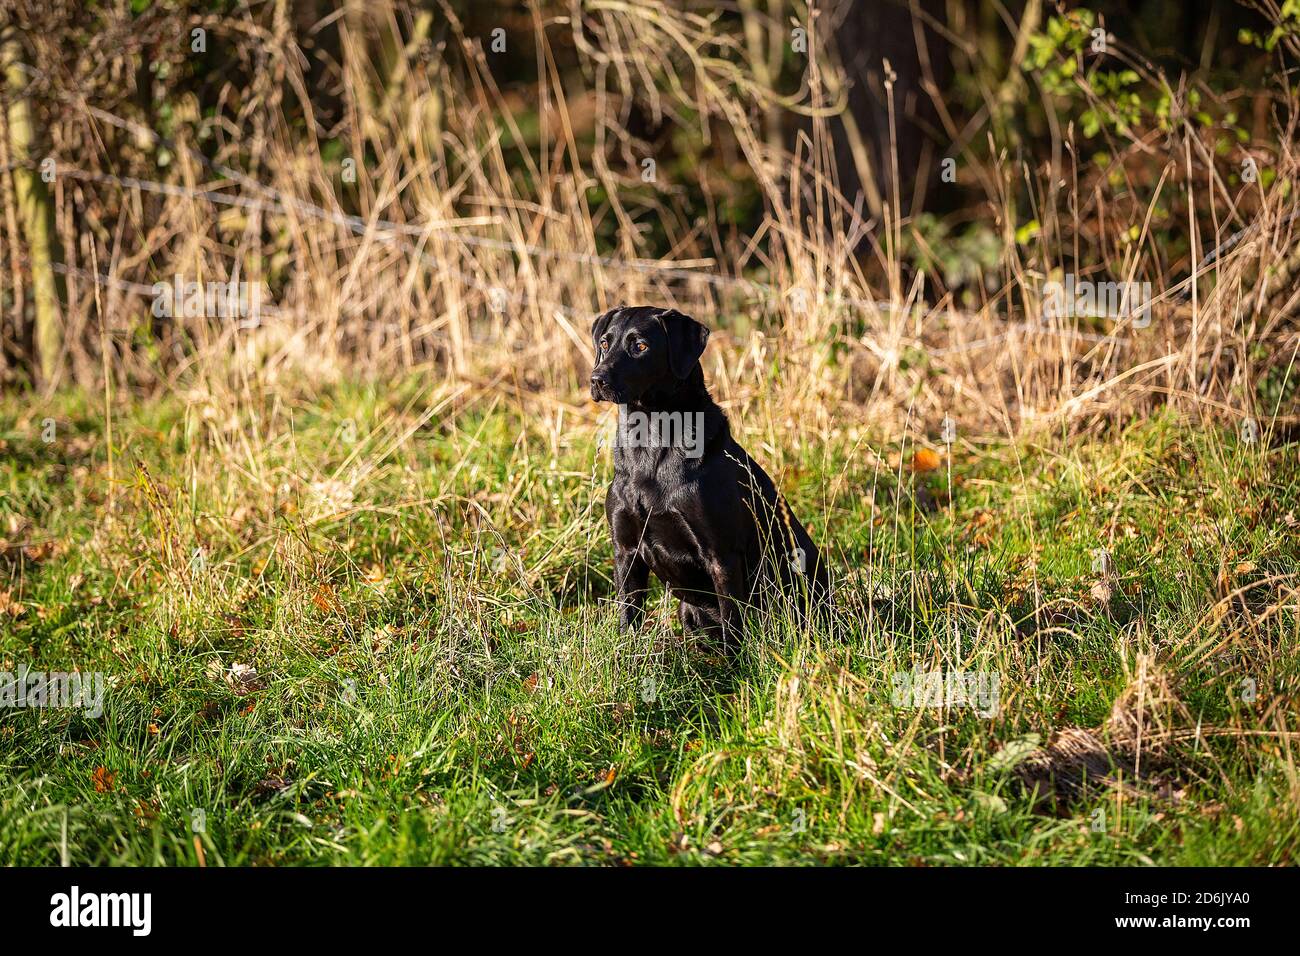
{"left": 613, "top": 546, "right": 650, "bottom": 632}
{"left": 706, "top": 554, "right": 747, "bottom": 649}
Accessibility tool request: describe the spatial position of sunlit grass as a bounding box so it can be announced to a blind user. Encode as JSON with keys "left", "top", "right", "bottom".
{"left": 1, "top": 381, "right": 1297, "bottom": 865}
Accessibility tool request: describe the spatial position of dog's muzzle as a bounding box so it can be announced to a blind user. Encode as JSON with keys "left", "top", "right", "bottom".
{"left": 590, "top": 371, "right": 615, "bottom": 402}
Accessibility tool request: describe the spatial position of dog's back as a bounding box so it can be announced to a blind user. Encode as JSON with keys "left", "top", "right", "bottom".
{"left": 723, "top": 439, "right": 829, "bottom": 609}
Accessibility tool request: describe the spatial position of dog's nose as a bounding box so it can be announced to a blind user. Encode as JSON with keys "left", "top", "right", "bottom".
{"left": 591, "top": 371, "right": 609, "bottom": 389}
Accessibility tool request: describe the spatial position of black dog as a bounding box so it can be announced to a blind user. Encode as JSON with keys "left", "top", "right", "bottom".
{"left": 590, "top": 305, "right": 828, "bottom": 646}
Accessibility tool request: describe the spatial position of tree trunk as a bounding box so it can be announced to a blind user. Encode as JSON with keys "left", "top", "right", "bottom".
{"left": 2, "top": 28, "right": 61, "bottom": 388}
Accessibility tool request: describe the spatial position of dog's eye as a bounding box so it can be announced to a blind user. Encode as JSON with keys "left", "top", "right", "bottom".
{"left": 598, "top": 338, "right": 608, "bottom": 352}
{"left": 634, "top": 341, "right": 648, "bottom": 353}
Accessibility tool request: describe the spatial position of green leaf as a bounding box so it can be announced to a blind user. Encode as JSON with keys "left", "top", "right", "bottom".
{"left": 1015, "top": 220, "right": 1041, "bottom": 245}
{"left": 988, "top": 733, "right": 1042, "bottom": 772}
{"left": 971, "top": 791, "right": 1009, "bottom": 814}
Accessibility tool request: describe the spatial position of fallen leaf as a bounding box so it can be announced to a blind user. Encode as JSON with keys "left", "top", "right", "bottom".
{"left": 0, "top": 590, "right": 24, "bottom": 617}
{"left": 988, "top": 733, "right": 1043, "bottom": 772}
{"left": 225, "top": 662, "right": 262, "bottom": 696}
{"left": 311, "top": 584, "right": 342, "bottom": 615}
{"left": 255, "top": 775, "right": 292, "bottom": 796}
{"left": 92, "top": 766, "right": 115, "bottom": 793}
{"left": 911, "top": 448, "right": 942, "bottom": 473}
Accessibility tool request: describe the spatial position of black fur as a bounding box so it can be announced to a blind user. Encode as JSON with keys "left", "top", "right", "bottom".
{"left": 590, "top": 305, "right": 829, "bottom": 647}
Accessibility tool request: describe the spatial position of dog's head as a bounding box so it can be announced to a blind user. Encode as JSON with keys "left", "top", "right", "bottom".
{"left": 589, "top": 306, "right": 710, "bottom": 403}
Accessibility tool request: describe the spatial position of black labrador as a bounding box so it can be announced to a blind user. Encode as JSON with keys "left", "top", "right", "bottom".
{"left": 590, "top": 305, "right": 828, "bottom": 646}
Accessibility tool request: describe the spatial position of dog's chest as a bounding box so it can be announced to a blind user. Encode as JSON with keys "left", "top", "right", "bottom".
{"left": 612, "top": 472, "right": 690, "bottom": 543}
{"left": 610, "top": 471, "right": 713, "bottom": 585}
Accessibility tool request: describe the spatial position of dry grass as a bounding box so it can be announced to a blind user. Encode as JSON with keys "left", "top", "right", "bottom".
{"left": 2, "top": 0, "right": 1295, "bottom": 444}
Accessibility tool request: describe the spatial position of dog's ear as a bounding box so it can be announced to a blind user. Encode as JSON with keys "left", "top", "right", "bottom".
{"left": 657, "top": 309, "right": 710, "bottom": 379}
{"left": 592, "top": 308, "right": 618, "bottom": 351}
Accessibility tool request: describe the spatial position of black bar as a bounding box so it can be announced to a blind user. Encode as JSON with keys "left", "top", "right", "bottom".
{"left": 2, "top": 866, "right": 1284, "bottom": 941}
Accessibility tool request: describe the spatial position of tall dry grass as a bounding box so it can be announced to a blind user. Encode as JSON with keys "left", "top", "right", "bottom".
{"left": 2, "top": 0, "right": 1297, "bottom": 446}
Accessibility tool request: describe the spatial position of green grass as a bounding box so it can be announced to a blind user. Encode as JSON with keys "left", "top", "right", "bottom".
{"left": 1, "top": 381, "right": 1298, "bottom": 865}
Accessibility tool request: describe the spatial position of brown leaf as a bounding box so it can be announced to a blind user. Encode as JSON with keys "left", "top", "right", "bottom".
{"left": 224, "top": 662, "right": 263, "bottom": 696}
{"left": 311, "top": 584, "right": 342, "bottom": 614}
{"left": 911, "top": 448, "right": 942, "bottom": 473}
{"left": 1089, "top": 580, "right": 1113, "bottom": 605}
{"left": 92, "top": 766, "right": 115, "bottom": 793}
{"left": 254, "top": 775, "right": 292, "bottom": 796}
{"left": 0, "top": 590, "right": 24, "bottom": 618}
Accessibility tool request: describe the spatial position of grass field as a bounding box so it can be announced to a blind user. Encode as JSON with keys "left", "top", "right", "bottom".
{"left": 2, "top": 381, "right": 1297, "bottom": 865}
